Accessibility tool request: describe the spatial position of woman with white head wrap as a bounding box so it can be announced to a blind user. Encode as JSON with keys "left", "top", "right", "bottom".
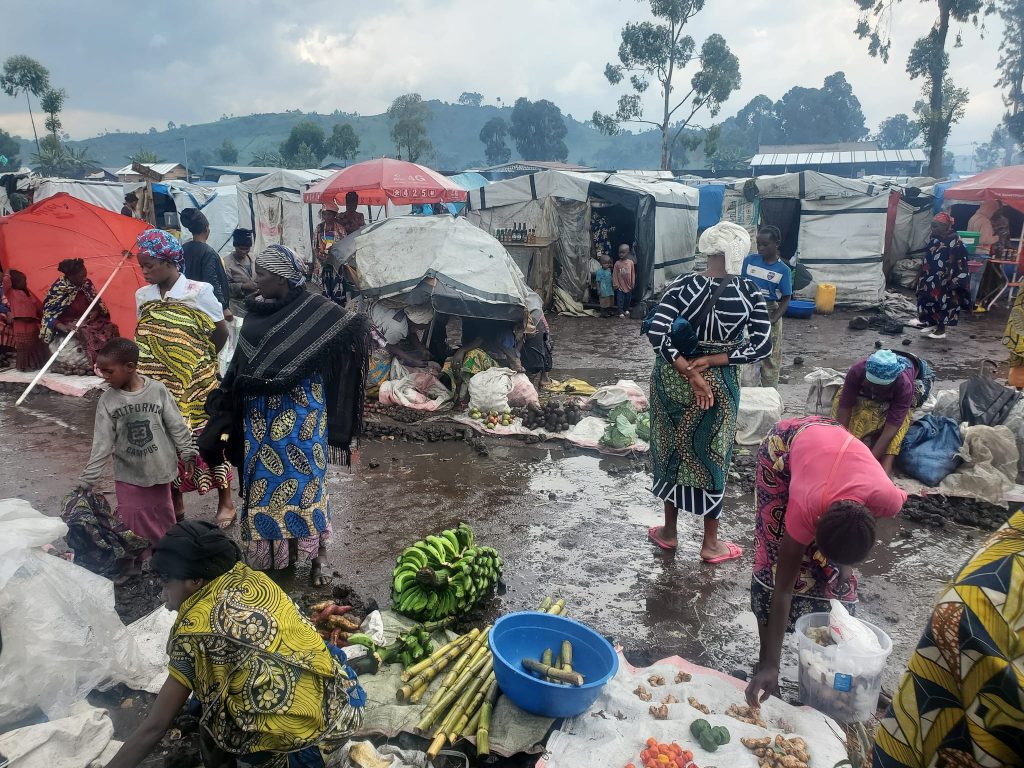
{"left": 644, "top": 221, "right": 772, "bottom": 562}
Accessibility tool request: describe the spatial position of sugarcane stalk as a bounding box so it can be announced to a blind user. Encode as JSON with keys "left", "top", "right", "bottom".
{"left": 522, "top": 658, "right": 584, "bottom": 686}
{"left": 448, "top": 669, "right": 495, "bottom": 742}
{"left": 436, "top": 627, "right": 490, "bottom": 698}
{"left": 461, "top": 704, "right": 483, "bottom": 740}
{"left": 435, "top": 659, "right": 493, "bottom": 747}
{"left": 548, "top": 598, "right": 566, "bottom": 616}
{"left": 401, "top": 629, "right": 477, "bottom": 682}
{"left": 477, "top": 679, "right": 500, "bottom": 756}
{"left": 537, "top": 596, "right": 553, "bottom": 612}
{"left": 542, "top": 647, "right": 554, "bottom": 683}
{"left": 397, "top": 632, "right": 478, "bottom": 701}
{"left": 561, "top": 640, "right": 573, "bottom": 672}
{"left": 426, "top": 732, "right": 447, "bottom": 760}
{"left": 416, "top": 648, "right": 490, "bottom": 733}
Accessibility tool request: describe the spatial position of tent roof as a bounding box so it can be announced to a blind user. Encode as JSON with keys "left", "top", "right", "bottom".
{"left": 728, "top": 171, "right": 885, "bottom": 200}
{"left": 943, "top": 165, "right": 1024, "bottom": 212}
{"left": 467, "top": 169, "right": 698, "bottom": 210}
{"left": 236, "top": 168, "right": 331, "bottom": 194}
{"left": 448, "top": 172, "right": 489, "bottom": 190}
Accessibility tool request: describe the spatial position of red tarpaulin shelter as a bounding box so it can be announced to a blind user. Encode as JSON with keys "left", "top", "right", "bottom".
{"left": 303, "top": 158, "right": 467, "bottom": 207}
{"left": 0, "top": 193, "right": 149, "bottom": 338}
{"left": 944, "top": 165, "right": 1024, "bottom": 213}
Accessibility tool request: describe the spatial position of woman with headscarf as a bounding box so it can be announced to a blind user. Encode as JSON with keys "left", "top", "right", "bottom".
{"left": 832, "top": 349, "right": 929, "bottom": 475}
{"left": 645, "top": 221, "right": 772, "bottom": 561}
{"left": 908, "top": 212, "right": 971, "bottom": 340}
{"left": 210, "top": 244, "right": 369, "bottom": 586}
{"left": 179, "top": 208, "right": 231, "bottom": 315}
{"left": 134, "top": 229, "right": 235, "bottom": 527}
{"left": 104, "top": 521, "right": 364, "bottom": 768}
{"left": 40, "top": 258, "right": 120, "bottom": 366}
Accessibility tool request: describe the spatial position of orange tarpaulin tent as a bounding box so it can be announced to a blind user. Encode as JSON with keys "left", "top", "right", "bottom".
{"left": 0, "top": 193, "right": 149, "bottom": 338}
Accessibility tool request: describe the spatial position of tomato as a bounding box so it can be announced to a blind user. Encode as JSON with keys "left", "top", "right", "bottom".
{"left": 669, "top": 743, "right": 682, "bottom": 756}
{"left": 646, "top": 737, "right": 658, "bottom": 748}
{"left": 640, "top": 749, "right": 652, "bottom": 762}
{"left": 681, "top": 751, "right": 693, "bottom": 762}
{"left": 625, "top": 764, "right": 637, "bottom": 768}
{"left": 658, "top": 745, "right": 672, "bottom": 756}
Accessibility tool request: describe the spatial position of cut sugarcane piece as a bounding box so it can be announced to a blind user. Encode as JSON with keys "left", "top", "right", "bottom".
{"left": 477, "top": 679, "right": 500, "bottom": 756}
{"left": 446, "top": 667, "right": 495, "bottom": 743}
{"left": 461, "top": 705, "right": 483, "bottom": 741}
{"left": 537, "top": 596, "right": 553, "bottom": 612}
{"left": 436, "top": 627, "right": 490, "bottom": 697}
{"left": 401, "top": 629, "right": 477, "bottom": 682}
{"left": 561, "top": 640, "right": 573, "bottom": 672}
{"left": 416, "top": 649, "right": 490, "bottom": 733}
{"left": 548, "top": 598, "right": 566, "bottom": 616}
{"left": 522, "top": 658, "right": 584, "bottom": 686}
{"left": 397, "top": 631, "right": 478, "bottom": 700}
{"left": 426, "top": 732, "right": 447, "bottom": 760}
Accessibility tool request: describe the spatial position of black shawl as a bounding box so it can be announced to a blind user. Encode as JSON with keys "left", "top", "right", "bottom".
{"left": 202, "top": 287, "right": 370, "bottom": 468}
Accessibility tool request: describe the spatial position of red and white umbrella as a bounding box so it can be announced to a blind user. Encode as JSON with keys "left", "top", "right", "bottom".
{"left": 302, "top": 158, "right": 467, "bottom": 207}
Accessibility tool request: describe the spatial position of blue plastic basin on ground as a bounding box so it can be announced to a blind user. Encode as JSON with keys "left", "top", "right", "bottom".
{"left": 489, "top": 612, "right": 618, "bottom": 718}
{"left": 786, "top": 299, "right": 816, "bottom": 319}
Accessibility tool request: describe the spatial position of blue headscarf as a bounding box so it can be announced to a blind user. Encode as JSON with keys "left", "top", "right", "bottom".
{"left": 255, "top": 244, "right": 306, "bottom": 287}
{"left": 866, "top": 350, "right": 912, "bottom": 386}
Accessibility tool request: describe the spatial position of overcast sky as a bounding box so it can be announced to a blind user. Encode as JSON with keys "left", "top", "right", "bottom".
{"left": 0, "top": 0, "right": 1005, "bottom": 156}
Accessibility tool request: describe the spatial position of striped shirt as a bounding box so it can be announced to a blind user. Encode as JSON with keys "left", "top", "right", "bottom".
{"left": 646, "top": 273, "right": 772, "bottom": 365}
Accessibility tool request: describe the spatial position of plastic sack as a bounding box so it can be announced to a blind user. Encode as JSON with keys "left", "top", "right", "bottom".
{"left": 589, "top": 380, "right": 648, "bottom": 412}
{"left": 608, "top": 401, "right": 638, "bottom": 424}
{"left": 828, "top": 599, "right": 882, "bottom": 654}
{"left": 379, "top": 368, "right": 452, "bottom": 412}
{"left": 737, "top": 386, "right": 784, "bottom": 445}
{"left": 508, "top": 373, "right": 540, "bottom": 408}
{"left": 468, "top": 367, "right": 515, "bottom": 414}
{"left": 804, "top": 367, "right": 846, "bottom": 417}
{"left": 998, "top": 397, "right": 1024, "bottom": 482}
{"left": 0, "top": 703, "right": 122, "bottom": 768}
{"left": 600, "top": 414, "right": 638, "bottom": 449}
{"left": 896, "top": 414, "right": 963, "bottom": 487}
{"left": 0, "top": 499, "right": 148, "bottom": 728}
{"left": 929, "top": 389, "right": 960, "bottom": 420}
{"left": 939, "top": 424, "right": 1019, "bottom": 503}
{"left": 959, "top": 374, "right": 1020, "bottom": 427}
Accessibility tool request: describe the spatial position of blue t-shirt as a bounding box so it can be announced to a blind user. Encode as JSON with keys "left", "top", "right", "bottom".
{"left": 595, "top": 267, "right": 614, "bottom": 298}
{"left": 741, "top": 254, "right": 793, "bottom": 302}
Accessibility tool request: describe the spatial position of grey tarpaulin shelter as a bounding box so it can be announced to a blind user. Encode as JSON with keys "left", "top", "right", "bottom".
{"left": 465, "top": 171, "right": 698, "bottom": 303}
{"left": 237, "top": 169, "right": 331, "bottom": 267}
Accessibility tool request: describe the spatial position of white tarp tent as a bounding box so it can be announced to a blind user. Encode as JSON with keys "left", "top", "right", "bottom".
{"left": 164, "top": 181, "right": 239, "bottom": 257}
{"left": 465, "top": 170, "right": 698, "bottom": 302}
{"left": 30, "top": 178, "right": 124, "bottom": 213}
{"left": 237, "top": 169, "right": 331, "bottom": 267}
{"left": 726, "top": 171, "right": 889, "bottom": 307}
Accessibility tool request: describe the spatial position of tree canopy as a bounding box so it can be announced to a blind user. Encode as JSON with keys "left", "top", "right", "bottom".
{"left": 997, "top": 0, "right": 1024, "bottom": 148}
{"left": 775, "top": 72, "right": 869, "bottom": 145}
{"left": 0, "top": 128, "right": 20, "bottom": 169}
{"left": 1, "top": 55, "right": 50, "bottom": 153}
{"left": 387, "top": 93, "right": 433, "bottom": 162}
{"left": 874, "top": 113, "right": 921, "bottom": 148}
{"left": 479, "top": 117, "right": 512, "bottom": 164}
{"left": 327, "top": 123, "right": 360, "bottom": 162}
{"left": 458, "top": 92, "right": 483, "bottom": 107}
{"left": 279, "top": 121, "right": 327, "bottom": 166}
{"left": 509, "top": 98, "right": 568, "bottom": 161}
{"left": 217, "top": 139, "right": 239, "bottom": 164}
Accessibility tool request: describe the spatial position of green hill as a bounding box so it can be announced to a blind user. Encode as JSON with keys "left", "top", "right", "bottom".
{"left": 17, "top": 100, "right": 704, "bottom": 172}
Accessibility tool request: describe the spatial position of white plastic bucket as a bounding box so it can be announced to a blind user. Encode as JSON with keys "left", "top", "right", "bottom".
{"left": 794, "top": 612, "right": 892, "bottom": 722}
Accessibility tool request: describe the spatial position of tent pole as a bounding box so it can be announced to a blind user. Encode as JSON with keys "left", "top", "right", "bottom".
{"left": 16, "top": 251, "right": 132, "bottom": 407}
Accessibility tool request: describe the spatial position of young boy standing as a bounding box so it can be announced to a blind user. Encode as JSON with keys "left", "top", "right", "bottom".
{"left": 596, "top": 256, "right": 615, "bottom": 316}
{"left": 740, "top": 225, "right": 791, "bottom": 387}
{"left": 612, "top": 244, "right": 636, "bottom": 318}
{"left": 78, "top": 338, "right": 197, "bottom": 573}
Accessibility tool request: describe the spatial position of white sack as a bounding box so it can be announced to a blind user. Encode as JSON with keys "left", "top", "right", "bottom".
{"left": 468, "top": 367, "right": 515, "bottom": 413}
{"left": 0, "top": 704, "right": 121, "bottom": 768}
{"left": 737, "top": 387, "right": 784, "bottom": 445}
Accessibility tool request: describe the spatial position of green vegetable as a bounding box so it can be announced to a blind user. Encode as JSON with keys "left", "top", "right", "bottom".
{"left": 599, "top": 414, "right": 638, "bottom": 449}
{"left": 608, "top": 401, "right": 638, "bottom": 424}
{"left": 635, "top": 412, "right": 651, "bottom": 442}
{"left": 689, "top": 718, "right": 729, "bottom": 752}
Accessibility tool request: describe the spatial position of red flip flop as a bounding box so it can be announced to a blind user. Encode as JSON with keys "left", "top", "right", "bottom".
{"left": 647, "top": 526, "right": 677, "bottom": 551}
{"left": 702, "top": 541, "right": 743, "bottom": 564}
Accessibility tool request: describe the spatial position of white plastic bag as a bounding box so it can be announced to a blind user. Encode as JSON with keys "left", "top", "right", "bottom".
{"left": 828, "top": 599, "right": 882, "bottom": 654}
{"left": 804, "top": 367, "right": 846, "bottom": 417}
{"left": 0, "top": 499, "right": 149, "bottom": 728}
{"left": 508, "top": 373, "right": 540, "bottom": 407}
{"left": 468, "top": 367, "right": 516, "bottom": 413}
{"left": 589, "top": 380, "right": 648, "bottom": 412}
{"left": 736, "top": 387, "right": 784, "bottom": 445}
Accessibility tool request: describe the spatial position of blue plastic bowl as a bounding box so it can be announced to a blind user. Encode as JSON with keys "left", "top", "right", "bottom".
{"left": 489, "top": 612, "right": 618, "bottom": 718}
{"left": 786, "top": 299, "right": 816, "bottom": 319}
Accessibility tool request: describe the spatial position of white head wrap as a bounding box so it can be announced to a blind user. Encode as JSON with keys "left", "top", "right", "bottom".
{"left": 698, "top": 221, "right": 751, "bottom": 275}
{"left": 404, "top": 302, "right": 434, "bottom": 326}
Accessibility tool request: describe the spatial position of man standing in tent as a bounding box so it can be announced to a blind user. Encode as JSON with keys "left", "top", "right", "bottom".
{"left": 337, "top": 191, "right": 365, "bottom": 235}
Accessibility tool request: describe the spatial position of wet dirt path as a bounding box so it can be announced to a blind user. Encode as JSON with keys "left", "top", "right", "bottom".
{"left": 0, "top": 305, "right": 1013, "bottom": 744}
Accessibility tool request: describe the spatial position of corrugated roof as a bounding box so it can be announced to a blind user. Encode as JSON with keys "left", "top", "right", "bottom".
{"left": 115, "top": 162, "right": 184, "bottom": 176}
{"left": 749, "top": 148, "right": 927, "bottom": 167}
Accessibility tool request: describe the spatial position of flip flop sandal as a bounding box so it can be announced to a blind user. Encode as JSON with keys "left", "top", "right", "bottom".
{"left": 702, "top": 541, "right": 743, "bottom": 564}
{"left": 647, "top": 525, "right": 677, "bottom": 551}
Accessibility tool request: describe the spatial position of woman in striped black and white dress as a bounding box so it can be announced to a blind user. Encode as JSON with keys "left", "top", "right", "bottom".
{"left": 645, "top": 222, "right": 772, "bottom": 562}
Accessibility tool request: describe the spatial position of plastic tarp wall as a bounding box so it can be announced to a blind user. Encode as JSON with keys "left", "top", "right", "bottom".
{"left": 887, "top": 198, "right": 932, "bottom": 272}
{"left": 166, "top": 181, "right": 238, "bottom": 257}
{"left": 237, "top": 169, "right": 330, "bottom": 266}
{"left": 32, "top": 178, "right": 124, "bottom": 213}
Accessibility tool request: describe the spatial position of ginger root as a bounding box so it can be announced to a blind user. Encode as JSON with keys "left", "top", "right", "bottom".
{"left": 633, "top": 684, "right": 653, "bottom": 702}
{"left": 662, "top": 693, "right": 680, "bottom": 704}
{"left": 687, "top": 696, "right": 711, "bottom": 715}
{"left": 649, "top": 703, "right": 669, "bottom": 720}
{"left": 674, "top": 671, "right": 692, "bottom": 684}
{"left": 647, "top": 674, "right": 666, "bottom": 687}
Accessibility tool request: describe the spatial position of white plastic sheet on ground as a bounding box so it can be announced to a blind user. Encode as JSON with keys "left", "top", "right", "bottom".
{"left": 453, "top": 414, "right": 649, "bottom": 455}
{"left": 737, "top": 387, "right": 784, "bottom": 445}
{"left": 0, "top": 703, "right": 122, "bottom": 768}
{"left": 539, "top": 653, "right": 848, "bottom": 768}
{"left": 0, "top": 369, "right": 106, "bottom": 397}
{"left": 0, "top": 499, "right": 156, "bottom": 728}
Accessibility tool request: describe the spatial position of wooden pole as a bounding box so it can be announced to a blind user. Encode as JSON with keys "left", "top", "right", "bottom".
{"left": 16, "top": 251, "right": 132, "bottom": 406}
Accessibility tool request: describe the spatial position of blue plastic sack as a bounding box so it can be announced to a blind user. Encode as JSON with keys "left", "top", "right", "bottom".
{"left": 897, "top": 414, "right": 963, "bottom": 487}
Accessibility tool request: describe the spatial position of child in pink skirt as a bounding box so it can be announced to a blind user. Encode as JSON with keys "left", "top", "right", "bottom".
{"left": 78, "top": 337, "right": 197, "bottom": 577}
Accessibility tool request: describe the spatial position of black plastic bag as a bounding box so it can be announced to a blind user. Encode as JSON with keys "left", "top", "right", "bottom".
{"left": 959, "top": 369, "right": 1021, "bottom": 427}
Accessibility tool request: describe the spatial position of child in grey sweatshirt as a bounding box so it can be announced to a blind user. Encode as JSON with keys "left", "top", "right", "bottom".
{"left": 78, "top": 338, "right": 197, "bottom": 570}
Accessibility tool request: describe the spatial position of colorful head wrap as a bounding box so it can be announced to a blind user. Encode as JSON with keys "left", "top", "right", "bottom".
{"left": 256, "top": 244, "right": 306, "bottom": 287}
{"left": 136, "top": 229, "right": 184, "bottom": 269}
{"left": 866, "top": 349, "right": 911, "bottom": 386}
{"left": 933, "top": 212, "right": 955, "bottom": 228}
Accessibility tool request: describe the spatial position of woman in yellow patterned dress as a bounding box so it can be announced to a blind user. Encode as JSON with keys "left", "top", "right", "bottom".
{"left": 104, "top": 521, "right": 364, "bottom": 768}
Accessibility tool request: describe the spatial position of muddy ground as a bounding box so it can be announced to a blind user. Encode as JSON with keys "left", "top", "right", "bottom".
{"left": 0, "top": 303, "right": 1015, "bottom": 764}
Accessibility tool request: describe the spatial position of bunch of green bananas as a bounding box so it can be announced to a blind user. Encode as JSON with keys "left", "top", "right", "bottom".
{"left": 392, "top": 523, "right": 503, "bottom": 622}
{"left": 380, "top": 626, "right": 433, "bottom": 667}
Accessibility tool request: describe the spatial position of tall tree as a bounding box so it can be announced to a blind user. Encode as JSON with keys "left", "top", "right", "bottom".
{"left": 479, "top": 117, "right": 512, "bottom": 164}
{"left": 874, "top": 113, "right": 921, "bottom": 148}
{"left": 250, "top": 150, "right": 284, "bottom": 167}
{"left": 509, "top": 98, "right": 569, "bottom": 161}
{"left": 279, "top": 121, "right": 326, "bottom": 165}
{"left": 775, "top": 72, "right": 869, "bottom": 144}
{"left": 913, "top": 75, "right": 968, "bottom": 172}
{"left": 853, "top": 0, "right": 993, "bottom": 176}
{"left": 387, "top": 93, "right": 432, "bottom": 162}
{"left": 0, "top": 55, "right": 50, "bottom": 154}
{"left": 287, "top": 143, "right": 318, "bottom": 170}
{"left": 997, "top": 0, "right": 1024, "bottom": 149}
{"left": 39, "top": 87, "right": 66, "bottom": 148}
{"left": 974, "top": 124, "right": 1018, "bottom": 168}
{"left": 217, "top": 138, "right": 239, "bottom": 164}
{"left": 593, "top": 0, "right": 741, "bottom": 169}
{"left": 326, "top": 123, "right": 360, "bottom": 163}
{"left": 128, "top": 149, "right": 161, "bottom": 164}
{"left": 0, "top": 128, "right": 20, "bottom": 169}
{"left": 458, "top": 91, "right": 484, "bottom": 107}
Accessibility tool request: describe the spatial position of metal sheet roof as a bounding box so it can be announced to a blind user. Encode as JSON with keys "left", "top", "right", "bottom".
{"left": 749, "top": 148, "right": 927, "bottom": 167}
{"left": 115, "top": 162, "right": 184, "bottom": 176}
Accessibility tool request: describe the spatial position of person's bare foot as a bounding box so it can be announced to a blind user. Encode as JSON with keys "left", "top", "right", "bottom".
{"left": 310, "top": 556, "right": 330, "bottom": 587}
{"left": 648, "top": 525, "right": 678, "bottom": 549}
{"left": 700, "top": 540, "right": 732, "bottom": 561}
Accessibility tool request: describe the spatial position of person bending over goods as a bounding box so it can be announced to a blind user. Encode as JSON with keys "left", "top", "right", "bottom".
{"left": 40, "top": 258, "right": 120, "bottom": 366}
{"left": 745, "top": 416, "right": 907, "bottom": 708}
{"left": 740, "top": 225, "right": 791, "bottom": 388}
{"left": 77, "top": 338, "right": 197, "bottom": 580}
{"left": 441, "top": 317, "right": 523, "bottom": 401}
{"left": 872, "top": 510, "right": 1024, "bottom": 767}
{"left": 645, "top": 221, "right": 772, "bottom": 562}
{"left": 103, "top": 521, "right": 364, "bottom": 768}
{"left": 832, "top": 349, "right": 927, "bottom": 475}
